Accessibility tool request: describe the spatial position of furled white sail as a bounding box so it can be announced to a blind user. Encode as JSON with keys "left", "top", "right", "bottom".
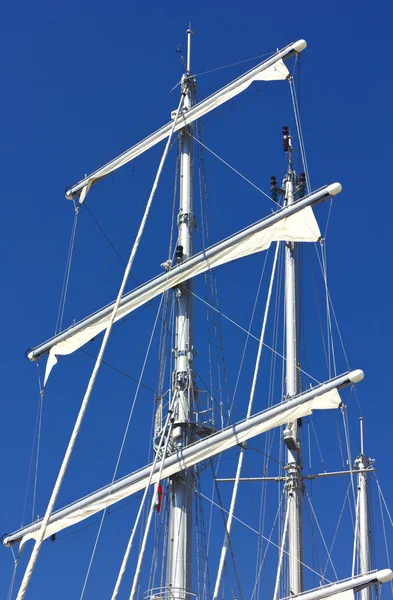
{"left": 3, "top": 370, "right": 363, "bottom": 549}
{"left": 281, "top": 570, "right": 393, "bottom": 600}
{"left": 327, "top": 593, "right": 354, "bottom": 600}
{"left": 66, "top": 40, "right": 306, "bottom": 200}
{"left": 41, "top": 201, "right": 320, "bottom": 384}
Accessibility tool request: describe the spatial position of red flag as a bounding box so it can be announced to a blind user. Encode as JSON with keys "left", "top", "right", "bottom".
{"left": 154, "top": 483, "right": 163, "bottom": 513}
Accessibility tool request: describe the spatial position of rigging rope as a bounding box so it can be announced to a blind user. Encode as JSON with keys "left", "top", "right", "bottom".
{"left": 31, "top": 366, "right": 44, "bottom": 522}
{"left": 191, "top": 289, "right": 321, "bottom": 385}
{"left": 15, "top": 92, "right": 185, "bottom": 600}
{"left": 322, "top": 481, "right": 351, "bottom": 579}
{"left": 111, "top": 400, "right": 175, "bottom": 600}
{"left": 20, "top": 364, "right": 44, "bottom": 527}
{"left": 190, "top": 132, "right": 275, "bottom": 204}
{"left": 251, "top": 491, "right": 286, "bottom": 600}
{"left": 377, "top": 478, "right": 393, "bottom": 595}
{"left": 213, "top": 242, "right": 280, "bottom": 600}
{"left": 306, "top": 492, "right": 338, "bottom": 580}
{"left": 55, "top": 204, "right": 79, "bottom": 334}
{"left": 79, "top": 293, "right": 166, "bottom": 599}
{"left": 199, "top": 490, "right": 332, "bottom": 583}
{"left": 273, "top": 503, "right": 290, "bottom": 600}
{"left": 127, "top": 419, "right": 174, "bottom": 600}
{"left": 193, "top": 51, "right": 275, "bottom": 79}
{"left": 6, "top": 548, "right": 18, "bottom": 600}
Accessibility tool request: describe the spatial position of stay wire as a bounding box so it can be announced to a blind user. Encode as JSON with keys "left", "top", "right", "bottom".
{"left": 193, "top": 51, "right": 275, "bottom": 79}
{"left": 198, "top": 490, "right": 332, "bottom": 583}
{"left": 213, "top": 242, "right": 280, "bottom": 599}
{"left": 191, "top": 288, "right": 321, "bottom": 385}
{"left": 189, "top": 132, "right": 275, "bottom": 204}
{"left": 20, "top": 365, "right": 44, "bottom": 528}
{"left": 15, "top": 93, "right": 185, "bottom": 600}
{"left": 55, "top": 204, "right": 79, "bottom": 334}
{"left": 79, "top": 295, "right": 165, "bottom": 600}
{"left": 111, "top": 394, "right": 175, "bottom": 600}
{"left": 31, "top": 364, "right": 44, "bottom": 522}
{"left": 7, "top": 548, "right": 18, "bottom": 600}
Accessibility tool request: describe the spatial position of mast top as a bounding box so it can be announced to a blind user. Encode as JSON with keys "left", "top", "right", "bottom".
{"left": 360, "top": 416, "right": 365, "bottom": 455}
{"left": 186, "top": 26, "right": 193, "bottom": 75}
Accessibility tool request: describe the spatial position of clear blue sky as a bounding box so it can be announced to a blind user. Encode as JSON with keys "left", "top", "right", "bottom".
{"left": 1, "top": 0, "right": 393, "bottom": 598}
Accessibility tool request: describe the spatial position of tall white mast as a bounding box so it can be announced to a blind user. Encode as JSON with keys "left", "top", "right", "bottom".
{"left": 283, "top": 126, "right": 304, "bottom": 595}
{"left": 355, "top": 417, "right": 373, "bottom": 600}
{"left": 167, "top": 27, "right": 196, "bottom": 600}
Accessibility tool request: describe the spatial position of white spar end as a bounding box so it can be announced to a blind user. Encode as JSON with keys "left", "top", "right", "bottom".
{"left": 292, "top": 39, "right": 307, "bottom": 53}
{"left": 377, "top": 569, "right": 393, "bottom": 583}
{"left": 348, "top": 369, "right": 364, "bottom": 384}
{"left": 327, "top": 182, "right": 342, "bottom": 196}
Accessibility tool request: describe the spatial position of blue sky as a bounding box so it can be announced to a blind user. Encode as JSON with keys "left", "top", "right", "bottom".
{"left": 1, "top": 0, "right": 393, "bottom": 598}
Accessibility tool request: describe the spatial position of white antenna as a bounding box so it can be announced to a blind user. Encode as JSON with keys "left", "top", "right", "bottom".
{"left": 355, "top": 417, "right": 373, "bottom": 600}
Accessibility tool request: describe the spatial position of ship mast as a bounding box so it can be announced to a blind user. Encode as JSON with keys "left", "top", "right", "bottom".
{"left": 282, "top": 126, "right": 304, "bottom": 595}
{"left": 167, "top": 27, "right": 196, "bottom": 600}
{"left": 355, "top": 417, "right": 373, "bottom": 600}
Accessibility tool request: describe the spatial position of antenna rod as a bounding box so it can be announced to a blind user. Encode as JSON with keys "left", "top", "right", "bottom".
{"left": 355, "top": 417, "right": 373, "bottom": 600}
{"left": 283, "top": 125, "right": 304, "bottom": 596}
{"left": 186, "top": 26, "right": 193, "bottom": 75}
{"left": 166, "top": 27, "right": 196, "bottom": 600}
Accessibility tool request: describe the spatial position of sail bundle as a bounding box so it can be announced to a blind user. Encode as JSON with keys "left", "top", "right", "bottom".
{"left": 3, "top": 370, "right": 362, "bottom": 548}
{"left": 65, "top": 40, "right": 306, "bottom": 201}
{"left": 27, "top": 184, "right": 342, "bottom": 383}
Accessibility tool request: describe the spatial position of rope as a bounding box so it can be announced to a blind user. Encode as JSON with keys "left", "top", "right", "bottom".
{"left": 20, "top": 366, "right": 44, "bottom": 527}
{"left": 31, "top": 365, "right": 44, "bottom": 521}
{"left": 15, "top": 92, "right": 185, "bottom": 600}
{"left": 229, "top": 250, "right": 270, "bottom": 421}
{"left": 288, "top": 77, "right": 311, "bottom": 193}
{"left": 322, "top": 481, "right": 351, "bottom": 578}
{"left": 193, "top": 51, "right": 275, "bottom": 79}
{"left": 128, "top": 418, "right": 174, "bottom": 600}
{"left": 79, "top": 294, "right": 165, "bottom": 599}
{"left": 189, "top": 133, "right": 275, "bottom": 204}
{"left": 191, "top": 289, "right": 321, "bottom": 385}
{"left": 376, "top": 478, "right": 393, "bottom": 527}
{"left": 111, "top": 402, "right": 175, "bottom": 600}
{"left": 7, "top": 549, "right": 18, "bottom": 600}
{"left": 306, "top": 492, "right": 338, "bottom": 580}
{"left": 55, "top": 205, "right": 79, "bottom": 334}
{"left": 213, "top": 242, "right": 280, "bottom": 600}
{"left": 273, "top": 503, "right": 290, "bottom": 600}
{"left": 198, "top": 490, "right": 331, "bottom": 583}
{"left": 377, "top": 478, "right": 393, "bottom": 595}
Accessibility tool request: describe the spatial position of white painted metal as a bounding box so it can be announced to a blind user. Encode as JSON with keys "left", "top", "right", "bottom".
{"left": 284, "top": 142, "right": 304, "bottom": 596}
{"left": 27, "top": 184, "right": 338, "bottom": 363}
{"left": 65, "top": 40, "right": 306, "bottom": 200}
{"left": 167, "top": 28, "right": 195, "bottom": 599}
{"left": 355, "top": 418, "right": 373, "bottom": 600}
{"left": 281, "top": 570, "right": 393, "bottom": 600}
{"left": 3, "top": 371, "right": 361, "bottom": 548}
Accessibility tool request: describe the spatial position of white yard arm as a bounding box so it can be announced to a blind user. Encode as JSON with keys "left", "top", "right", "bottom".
{"left": 27, "top": 184, "right": 341, "bottom": 380}
{"left": 65, "top": 40, "right": 306, "bottom": 200}
{"left": 283, "top": 570, "right": 393, "bottom": 600}
{"left": 3, "top": 369, "right": 362, "bottom": 548}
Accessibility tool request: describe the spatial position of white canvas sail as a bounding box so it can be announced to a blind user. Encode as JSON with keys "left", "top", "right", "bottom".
{"left": 42, "top": 203, "right": 320, "bottom": 383}
{"left": 66, "top": 40, "right": 306, "bottom": 201}
{"left": 26, "top": 183, "right": 343, "bottom": 383}
{"left": 3, "top": 370, "right": 363, "bottom": 549}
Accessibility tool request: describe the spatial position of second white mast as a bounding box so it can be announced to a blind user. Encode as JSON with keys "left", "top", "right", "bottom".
{"left": 283, "top": 126, "right": 304, "bottom": 596}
